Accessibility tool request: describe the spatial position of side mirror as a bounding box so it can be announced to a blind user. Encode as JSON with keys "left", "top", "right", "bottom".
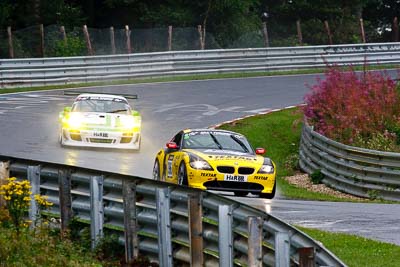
{"left": 166, "top": 142, "right": 179, "bottom": 149}
{"left": 255, "top": 148, "right": 266, "bottom": 155}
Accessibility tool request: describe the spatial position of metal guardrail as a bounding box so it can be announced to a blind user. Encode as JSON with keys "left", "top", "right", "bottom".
{"left": 1, "top": 42, "right": 400, "bottom": 88}
{"left": 0, "top": 155, "right": 346, "bottom": 267}
{"left": 299, "top": 120, "right": 400, "bottom": 201}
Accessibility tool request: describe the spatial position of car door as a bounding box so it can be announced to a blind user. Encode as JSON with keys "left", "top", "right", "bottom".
{"left": 164, "top": 131, "right": 184, "bottom": 184}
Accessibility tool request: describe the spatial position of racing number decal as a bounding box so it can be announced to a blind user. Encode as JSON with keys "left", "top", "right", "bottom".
{"left": 167, "top": 155, "right": 174, "bottom": 178}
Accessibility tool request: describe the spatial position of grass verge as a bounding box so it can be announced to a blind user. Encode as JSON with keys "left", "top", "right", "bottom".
{"left": 0, "top": 218, "right": 159, "bottom": 267}
{"left": 218, "top": 107, "right": 393, "bottom": 203}
{"left": 219, "top": 107, "right": 400, "bottom": 266}
{"left": 0, "top": 225, "right": 101, "bottom": 266}
{"left": 299, "top": 227, "right": 400, "bottom": 267}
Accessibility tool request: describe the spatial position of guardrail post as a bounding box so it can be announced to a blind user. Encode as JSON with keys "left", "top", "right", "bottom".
{"left": 28, "top": 165, "right": 40, "bottom": 228}
{"left": 296, "top": 20, "right": 303, "bottom": 46}
{"left": 0, "top": 161, "right": 10, "bottom": 207}
{"left": 188, "top": 192, "right": 203, "bottom": 267}
{"left": 90, "top": 175, "right": 104, "bottom": 249}
{"left": 39, "top": 24, "right": 45, "bottom": 57}
{"left": 58, "top": 169, "right": 72, "bottom": 235}
{"left": 123, "top": 180, "right": 139, "bottom": 263}
{"left": 262, "top": 22, "right": 269, "bottom": 47}
{"left": 393, "top": 17, "right": 399, "bottom": 42}
{"left": 324, "top": 20, "right": 333, "bottom": 45}
{"left": 298, "top": 247, "right": 315, "bottom": 267}
{"left": 248, "top": 216, "right": 263, "bottom": 267}
{"left": 83, "top": 25, "right": 93, "bottom": 56}
{"left": 275, "top": 232, "right": 290, "bottom": 267}
{"left": 168, "top": 26, "right": 173, "bottom": 51}
{"left": 197, "top": 25, "right": 204, "bottom": 50}
{"left": 125, "top": 25, "right": 132, "bottom": 53}
{"left": 0, "top": 161, "right": 9, "bottom": 180}
{"left": 156, "top": 187, "right": 172, "bottom": 267}
{"left": 218, "top": 204, "right": 234, "bottom": 267}
{"left": 60, "top": 26, "right": 67, "bottom": 45}
{"left": 110, "top": 26, "right": 116, "bottom": 54}
{"left": 7, "top": 26, "right": 14, "bottom": 59}
{"left": 359, "top": 18, "right": 366, "bottom": 43}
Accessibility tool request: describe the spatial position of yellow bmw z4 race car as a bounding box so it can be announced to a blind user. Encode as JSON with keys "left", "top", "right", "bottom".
{"left": 59, "top": 92, "right": 141, "bottom": 150}
{"left": 153, "top": 129, "right": 276, "bottom": 198}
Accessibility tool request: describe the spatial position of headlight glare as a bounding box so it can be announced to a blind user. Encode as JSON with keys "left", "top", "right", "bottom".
{"left": 120, "top": 116, "right": 139, "bottom": 129}
{"left": 66, "top": 113, "right": 83, "bottom": 128}
{"left": 189, "top": 154, "right": 213, "bottom": 170}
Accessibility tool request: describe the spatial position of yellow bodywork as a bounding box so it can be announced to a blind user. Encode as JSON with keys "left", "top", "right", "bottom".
{"left": 154, "top": 147, "right": 276, "bottom": 195}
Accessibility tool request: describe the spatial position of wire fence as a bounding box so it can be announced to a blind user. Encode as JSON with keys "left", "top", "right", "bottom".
{"left": 0, "top": 25, "right": 226, "bottom": 58}
{"left": 0, "top": 18, "right": 399, "bottom": 58}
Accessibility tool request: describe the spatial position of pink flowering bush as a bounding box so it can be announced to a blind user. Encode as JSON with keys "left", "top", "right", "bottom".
{"left": 303, "top": 67, "right": 400, "bottom": 150}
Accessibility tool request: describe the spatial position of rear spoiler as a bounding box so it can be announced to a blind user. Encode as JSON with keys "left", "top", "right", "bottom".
{"left": 63, "top": 90, "right": 138, "bottom": 100}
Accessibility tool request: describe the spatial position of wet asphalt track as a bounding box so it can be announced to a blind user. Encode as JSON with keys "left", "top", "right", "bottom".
{"left": 0, "top": 73, "right": 399, "bottom": 245}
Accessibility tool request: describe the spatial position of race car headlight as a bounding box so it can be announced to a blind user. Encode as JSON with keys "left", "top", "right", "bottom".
{"left": 258, "top": 165, "right": 274, "bottom": 174}
{"left": 120, "top": 116, "right": 139, "bottom": 129}
{"left": 258, "top": 158, "right": 274, "bottom": 174}
{"left": 65, "top": 113, "right": 83, "bottom": 128}
{"left": 189, "top": 154, "right": 214, "bottom": 170}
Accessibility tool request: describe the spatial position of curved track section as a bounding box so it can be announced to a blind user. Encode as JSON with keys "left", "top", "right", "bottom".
{"left": 1, "top": 74, "right": 399, "bottom": 245}
{"left": 0, "top": 75, "right": 310, "bottom": 177}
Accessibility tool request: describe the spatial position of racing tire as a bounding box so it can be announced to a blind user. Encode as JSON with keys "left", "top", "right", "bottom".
{"left": 234, "top": 191, "right": 248, "bottom": 197}
{"left": 178, "top": 162, "right": 188, "bottom": 186}
{"left": 59, "top": 130, "right": 65, "bottom": 147}
{"left": 136, "top": 135, "right": 141, "bottom": 150}
{"left": 153, "top": 159, "right": 161, "bottom": 181}
{"left": 258, "top": 183, "right": 276, "bottom": 199}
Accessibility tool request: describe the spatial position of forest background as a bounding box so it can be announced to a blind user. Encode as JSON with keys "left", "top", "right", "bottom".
{"left": 0, "top": 0, "right": 399, "bottom": 57}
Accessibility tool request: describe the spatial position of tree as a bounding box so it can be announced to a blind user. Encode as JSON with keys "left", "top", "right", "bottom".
{"left": 0, "top": 2, "right": 12, "bottom": 28}
{"left": 1, "top": 0, "right": 397, "bottom": 50}
{"left": 90, "top": 0, "right": 262, "bottom": 48}
{"left": 0, "top": 0, "right": 84, "bottom": 29}
{"left": 269, "top": 0, "right": 368, "bottom": 45}
{"left": 363, "top": 0, "right": 400, "bottom": 42}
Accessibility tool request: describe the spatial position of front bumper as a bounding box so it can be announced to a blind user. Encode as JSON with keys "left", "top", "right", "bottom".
{"left": 186, "top": 168, "right": 275, "bottom": 194}
{"left": 61, "top": 128, "right": 140, "bottom": 150}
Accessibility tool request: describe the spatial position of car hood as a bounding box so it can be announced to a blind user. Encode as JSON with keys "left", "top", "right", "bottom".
{"left": 184, "top": 148, "right": 264, "bottom": 165}
{"left": 73, "top": 112, "right": 132, "bottom": 128}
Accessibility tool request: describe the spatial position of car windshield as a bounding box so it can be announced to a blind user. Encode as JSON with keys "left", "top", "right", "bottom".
{"left": 182, "top": 131, "right": 253, "bottom": 153}
{"left": 71, "top": 98, "right": 131, "bottom": 114}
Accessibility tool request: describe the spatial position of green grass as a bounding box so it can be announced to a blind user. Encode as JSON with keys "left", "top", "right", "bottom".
{"left": 220, "top": 108, "right": 304, "bottom": 178}
{"left": 218, "top": 107, "right": 400, "bottom": 265}
{"left": 0, "top": 225, "right": 101, "bottom": 266}
{"left": 299, "top": 227, "right": 400, "bottom": 267}
{"left": 219, "top": 107, "right": 395, "bottom": 203}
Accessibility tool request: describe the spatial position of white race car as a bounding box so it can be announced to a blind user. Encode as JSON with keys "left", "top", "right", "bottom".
{"left": 59, "top": 92, "right": 141, "bottom": 150}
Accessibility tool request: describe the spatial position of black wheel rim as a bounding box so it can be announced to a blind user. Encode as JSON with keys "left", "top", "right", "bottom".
{"left": 59, "top": 131, "right": 62, "bottom": 144}
{"left": 153, "top": 161, "right": 159, "bottom": 180}
{"left": 178, "top": 164, "right": 185, "bottom": 185}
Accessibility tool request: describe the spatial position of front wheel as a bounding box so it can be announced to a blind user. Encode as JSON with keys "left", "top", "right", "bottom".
{"left": 136, "top": 134, "right": 141, "bottom": 150}
{"left": 153, "top": 159, "right": 161, "bottom": 180}
{"left": 178, "top": 162, "right": 188, "bottom": 186}
{"left": 59, "top": 129, "right": 65, "bottom": 147}
{"left": 259, "top": 183, "right": 276, "bottom": 199}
